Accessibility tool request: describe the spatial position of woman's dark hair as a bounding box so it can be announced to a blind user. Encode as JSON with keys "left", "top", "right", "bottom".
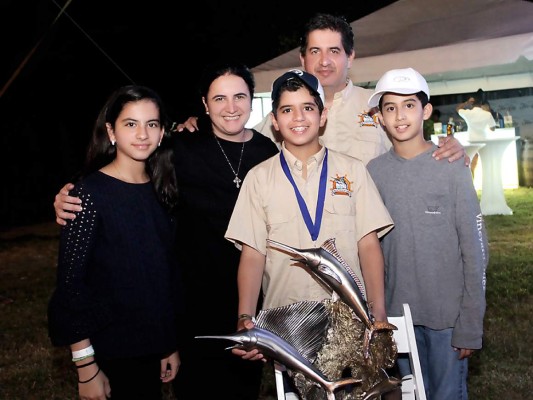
{"left": 476, "top": 88, "right": 487, "bottom": 105}
{"left": 83, "top": 85, "right": 178, "bottom": 211}
{"left": 198, "top": 62, "right": 255, "bottom": 101}
{"left": 299, "top": 13, "right": 355, "bottom": 57}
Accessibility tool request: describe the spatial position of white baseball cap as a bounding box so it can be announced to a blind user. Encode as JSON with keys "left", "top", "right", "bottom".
{"left": 368, "top": 67, "right": 430, "bottom": 108}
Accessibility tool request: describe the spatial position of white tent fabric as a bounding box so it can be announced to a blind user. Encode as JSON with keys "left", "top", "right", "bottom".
{"left": 252, "top": 0, "right": 533, "bottom": 95}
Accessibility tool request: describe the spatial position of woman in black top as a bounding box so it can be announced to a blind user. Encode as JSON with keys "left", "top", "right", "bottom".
{"left": 171, "top": 63, "right": 279, "bottom": 399}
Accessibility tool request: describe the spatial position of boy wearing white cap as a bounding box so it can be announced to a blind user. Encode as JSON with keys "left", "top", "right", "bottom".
{"left": 225, "top": 68, "right": 393, "bottom": 348}
{"left": 366, "top": 68, "right": 489, "bottom": 400}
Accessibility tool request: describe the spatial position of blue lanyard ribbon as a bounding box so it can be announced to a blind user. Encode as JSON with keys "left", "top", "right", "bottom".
{"left": 280, "top": 149, "right": 328, "bottom": 241}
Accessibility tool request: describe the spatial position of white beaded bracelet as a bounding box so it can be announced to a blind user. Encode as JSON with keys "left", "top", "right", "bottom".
{"left": 72, "top": 353, "right": 95, "bottom": 362}
{"left": 72, "top": 345, "right": 94, "bottom": 362}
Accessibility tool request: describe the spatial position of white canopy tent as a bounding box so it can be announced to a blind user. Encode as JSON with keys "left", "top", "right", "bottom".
{"left": 251, "top": 0, "right": 533, "bottom": 96}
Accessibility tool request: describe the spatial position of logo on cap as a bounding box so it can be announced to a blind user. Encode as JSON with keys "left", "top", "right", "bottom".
{"left": 271, "top": 69, "right": 325, "bottom": 107}
{"left": 367, "top": 67, "right": 429, "bottom": 108}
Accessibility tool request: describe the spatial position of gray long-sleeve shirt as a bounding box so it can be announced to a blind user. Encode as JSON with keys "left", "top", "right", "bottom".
{"left": 367, "top": 145, "right": 488, "bottom": 349}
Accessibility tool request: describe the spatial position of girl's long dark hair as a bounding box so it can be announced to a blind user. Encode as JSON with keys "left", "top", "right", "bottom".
{"left": 83, "top": 85, "right": 178, "bottom": 212}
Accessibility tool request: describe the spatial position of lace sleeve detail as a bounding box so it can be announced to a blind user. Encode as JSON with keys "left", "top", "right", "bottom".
{"left": 48, "top": 182, "right": 108, "bottom": 345}
{"left": 58, "top": 182, "right": 97, "bottom": 297}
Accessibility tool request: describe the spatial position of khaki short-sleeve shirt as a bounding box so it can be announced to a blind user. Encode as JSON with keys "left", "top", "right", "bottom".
{"left": 225, "top": 144, "right": 393, "bottom": 309}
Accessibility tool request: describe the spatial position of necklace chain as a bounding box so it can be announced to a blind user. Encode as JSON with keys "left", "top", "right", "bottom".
{"left": 214, "top": 136, "right": 245, "bottom": 188}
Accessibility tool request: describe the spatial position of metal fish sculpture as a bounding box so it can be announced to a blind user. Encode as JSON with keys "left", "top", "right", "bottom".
{"left": 266, "top": 237, "right": 397, "bottom": 358}
{"left": 196, "top": 301, "right": 360, "bottom": 400}
{"left": 361, "top": 368, "right": 404, "bottom": 400}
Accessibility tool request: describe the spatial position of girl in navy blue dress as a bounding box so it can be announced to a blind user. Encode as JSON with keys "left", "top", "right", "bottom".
{"left": 48, "top": 85, "right": 184, "bottom": 400}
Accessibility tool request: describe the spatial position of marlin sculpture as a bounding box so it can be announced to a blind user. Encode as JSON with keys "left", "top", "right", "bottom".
{"left": 196, "top": 301, "right": 360, "bottom": 400}
{"left": 361, "top": 368, "right": 405, "bottom": 400}
{"left": 266, "top": 237, "right": 397, "bottom": 358}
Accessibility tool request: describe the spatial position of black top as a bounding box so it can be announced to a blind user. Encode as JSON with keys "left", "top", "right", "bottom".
{"left": 48, "top": 172, "right": 184, "bottom": 359}
{"left": 172, "top": 128, "right": 278, "bottom": 334}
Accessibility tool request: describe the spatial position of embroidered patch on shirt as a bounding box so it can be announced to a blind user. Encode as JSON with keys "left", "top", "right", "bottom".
{"left": 425, "top": 206, "right": 441, "bottom": 215}
{"left": 357, "top": 112, "right": 379, "bottom": 128}
{"left": 330, "top": 174, "right": 353, "bottom": 197}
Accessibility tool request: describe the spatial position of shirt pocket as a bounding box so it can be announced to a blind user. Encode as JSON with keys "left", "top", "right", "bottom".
{"left": 265, "top": 210, "right": 298, "bottom": 238}
{"left": 353, "top": 129, "right": 383, "bottom": 159}
{"left": 322, "top": 198, "right": 357, "bottom": 247}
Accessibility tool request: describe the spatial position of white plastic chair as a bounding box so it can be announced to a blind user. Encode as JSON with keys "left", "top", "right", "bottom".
{"left": 274, "top": 362, "right": 299, "bottom": 400}
{"left": 274, "top": 303, "right": 426, "bottom": 400}
{"left": 388, "top": 303, "right": 427, "bottom": 400}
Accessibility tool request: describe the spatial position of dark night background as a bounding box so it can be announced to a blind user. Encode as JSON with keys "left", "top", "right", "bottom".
{"left": 0, "top": 0, "right": 398, "bottom": 229}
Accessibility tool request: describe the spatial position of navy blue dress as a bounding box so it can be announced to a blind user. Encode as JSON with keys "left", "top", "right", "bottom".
{"left": 48, "top": 172, "right": 183, "bottom": 359}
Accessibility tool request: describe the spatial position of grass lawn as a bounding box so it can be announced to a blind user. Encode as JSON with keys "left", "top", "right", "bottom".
{"left": 0, "top": 187, "right": 531, "bottom": 399}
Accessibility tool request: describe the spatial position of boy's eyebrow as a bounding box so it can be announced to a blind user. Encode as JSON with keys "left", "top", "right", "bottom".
{"left": 278, "top": 100, "right": 318, "bottom": 109}
{"left": 278, "top": 104, "right": 295, "bottom": 110}
{"left": 382, "top": 95, "right": 418, "bottom": 105}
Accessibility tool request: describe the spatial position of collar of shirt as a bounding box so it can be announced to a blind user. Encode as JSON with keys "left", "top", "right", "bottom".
{"left": 333, "top": 79, "right": 353, "bottom": 103}
{"left": 280, "top": 141, "right": 327, "bottom": 173}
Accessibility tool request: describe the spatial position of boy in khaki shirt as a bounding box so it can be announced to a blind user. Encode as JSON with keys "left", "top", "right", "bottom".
{"left": 225, "top": 70, "right": 394, "bottom": 364}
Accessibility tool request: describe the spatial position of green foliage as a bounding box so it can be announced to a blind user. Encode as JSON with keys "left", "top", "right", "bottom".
{"left": 1, "top": 188, "right": 532, "bottom": 399}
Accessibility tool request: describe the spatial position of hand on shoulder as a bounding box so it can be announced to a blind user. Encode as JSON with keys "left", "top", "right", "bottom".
{"left": 176, "top": 116, "right": 199, "bottom": 133}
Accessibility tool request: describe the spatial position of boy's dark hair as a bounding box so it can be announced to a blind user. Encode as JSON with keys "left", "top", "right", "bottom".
{"left": 271, "top": 78, "right": 325, "bottom": 117}
{"left": 299, "top": 13, "right": 354, "bottom": 57}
